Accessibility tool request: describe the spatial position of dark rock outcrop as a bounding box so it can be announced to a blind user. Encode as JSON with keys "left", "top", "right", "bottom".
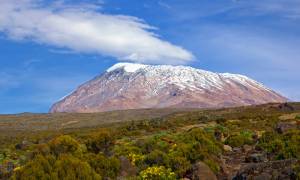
{"left": 276, "top": 121, "right": 298, "bottom": 134}
{"left": 233, "top": 159, "right": 299, "bottom": 180}
{"left": 190, "top": 162, "right": 217, "bottom": 180}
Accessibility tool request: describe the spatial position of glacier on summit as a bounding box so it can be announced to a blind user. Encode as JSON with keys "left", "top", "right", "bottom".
{"left": 105, "top": 63, "right": 271, "bottom": 92}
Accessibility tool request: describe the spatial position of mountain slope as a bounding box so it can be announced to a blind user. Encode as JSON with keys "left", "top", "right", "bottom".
{"left": 50, "top": 63, "right": 287, "bottom": 113}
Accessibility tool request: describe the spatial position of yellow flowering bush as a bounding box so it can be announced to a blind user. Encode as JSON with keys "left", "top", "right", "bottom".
{"left": 128, "top": 153, "right": 145, "bottom": 165}
{"left": 168, "top": 144, "right": 177, "bottom": 153}
{"left": 13, "top": 166, "right": 22, "bottom": 172}
{"left": 139, "top": 166, "right": 176, "bottom": 180}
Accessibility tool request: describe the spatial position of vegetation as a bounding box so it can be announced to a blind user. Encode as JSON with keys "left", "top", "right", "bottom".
{"left": 225, "top": 130, "right": 254, "bottom": 147}
{"left": 258, "top": 130, "right": 300, "bottom": 160}
{"left": 0, "top": 103, "right": 300, "bottom": 179}
{"left": 139, "top": 166, "right": 176, "bottom": 180}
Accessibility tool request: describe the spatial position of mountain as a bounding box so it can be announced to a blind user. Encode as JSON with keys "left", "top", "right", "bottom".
{"left": 50, "top": 63, "right": 287, "bottom": 113}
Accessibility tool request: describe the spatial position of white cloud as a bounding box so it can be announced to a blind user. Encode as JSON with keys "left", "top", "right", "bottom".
{"left": 0, "top": 0, "right": 194, "bottom": 64}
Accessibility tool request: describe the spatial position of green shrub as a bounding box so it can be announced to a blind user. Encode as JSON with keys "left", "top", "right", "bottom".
{"left": 49, "top": 135, "right": 82, "bottom": 156}
{"left": 51, "top": 154, "right": 101, "bottom": 180}
{"left": 0, "top": 152, "right": 5, "bottom": 164}
{"left": 258, "top": 130, "right": 300, "bottom": 160}
{"left": 12, "top": 154, "right": 101, "bottom": 180}
{"left": 214, "top": 125, "right": 228, "bottom": 134}
{"left": 175, "top": 129, "right": 221, "bottom": 173}
{"left": 184, "top": 128, "right": 222, "bottom": 156}
{"left": 282, "top": 130, "right": 300, "bottom": 159}
{"left": 166, "top": 154, "right": 191, "bottom": 177}
{"left": 225, "top": 130, "right": 254, "bottom": 147}
{"left": 137, "top": 138, "right": 157, "bottom": 154}
{"left": 87, "top": 153, "right": 120, "bottom": 178}
{"left": 144, "top": 150, "right": 168, "bottom": 166}
{"left": 215, "top": 117, "right": 227, "bottom": 124}
{"left": 198, "top": 116, "right": 209, "bottom": 122}
{"left": 136, "top": 133, "right": 171, "bottom": 155}
{"left": 85, "top": 130, "right": 114, "bottom": 154}
{"left": 113, "top": 140, "right": 142, "bottom": 157}
{"left": 34, "top": 144, "right": 51, "bottom": 156}
{"left": 12, "top": 155, "right": 54, "bottom": 180}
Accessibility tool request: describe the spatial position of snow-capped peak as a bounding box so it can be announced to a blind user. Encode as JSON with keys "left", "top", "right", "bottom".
{"left": 51, "top": 62, "right": 287, "bottom": 113}
{"left": 106, "top": 62, "right": 148, "bottom": 73}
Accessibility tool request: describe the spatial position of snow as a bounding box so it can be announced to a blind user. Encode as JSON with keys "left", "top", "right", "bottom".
{"left": 106, "top": 62, "right": 148, "bottom": 73}
{"left": 106, "top": 62, "right": 270, "bottom": 92}
{"left": 141, "top": 64, "right": 225, "bottom": 91}
{"left": 221, "top": 73, "right": 271, "bottom": 91}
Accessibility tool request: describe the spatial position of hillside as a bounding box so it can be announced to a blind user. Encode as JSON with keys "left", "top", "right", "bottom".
{"left": 0, "top": 103, "right": 300, "bottom": 179}
{"left": 50, "top": 63, "right": 287, "bottom": 113}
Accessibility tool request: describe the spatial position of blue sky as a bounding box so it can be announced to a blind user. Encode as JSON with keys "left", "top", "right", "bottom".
{"left": 0, "top": 0, "right": 299, "bottom": 113}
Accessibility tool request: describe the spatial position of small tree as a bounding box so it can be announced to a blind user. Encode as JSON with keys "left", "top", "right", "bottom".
{"left": 85, "top": 130, "right": 114, "bottom": 154}
{"left": 49, "top": 135, "right": 82, "bottom": 157}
